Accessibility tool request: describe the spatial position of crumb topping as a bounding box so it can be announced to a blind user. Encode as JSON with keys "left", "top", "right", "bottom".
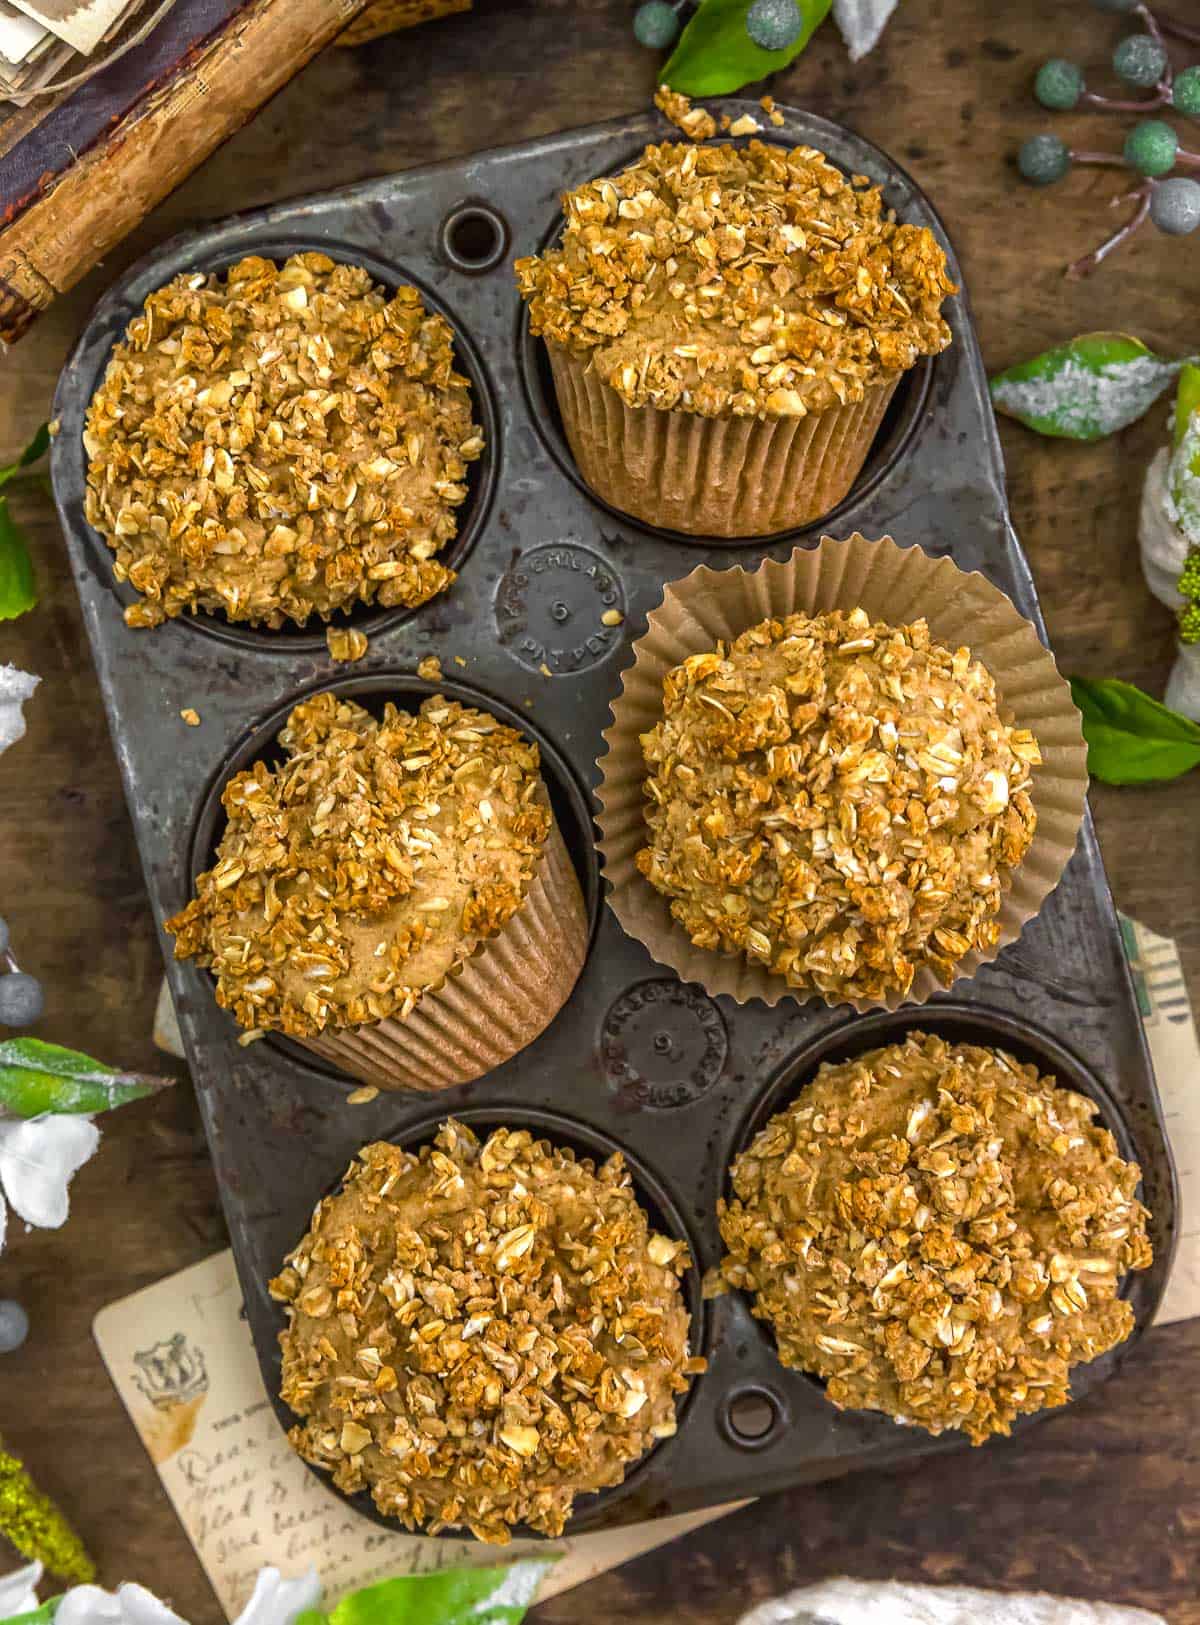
{"left": 271, "top": 1120, "right": 701, "bottom": 1541}
{"left": 166, "top": 692, "right": 550, "bottom": 1036}
{"left": 83, "top": 252, "right": 483, "bottom": 629}
{"left": 635, "top": 608, "right": 1041, "bottom": 1002}
{"left": 719, "top": 1032, "right": 1152, "bottom": 1443}
{"left": 515, "top": 140, "right": 956, "bottom": 418}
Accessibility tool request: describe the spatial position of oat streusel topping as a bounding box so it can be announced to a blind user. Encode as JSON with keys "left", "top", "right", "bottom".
{"left": 166, "top": 692, "right": 551, "bottom": 1037}
{"left": 271, "top": 1120, "right": 701, "bottom": 1541}
{"left": 515, "top": 140, "right": 956, "bottom": 419}
{"left": 636, "top": 608, "right": 1041, "bottom": 1002}
{"left": 83, "top": 252, "right": 483, "bottom": 629}
{"left": 719, "top": 1032, "right": 1152, "bottom": 1443}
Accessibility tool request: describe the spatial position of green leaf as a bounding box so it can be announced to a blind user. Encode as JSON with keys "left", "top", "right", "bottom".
{"left": 0, "top": 423, "right": 50, "bottom": 491}
{"left": 0, "top": 497, "right": 36, "bottom": 620}
{"left": 662, "top": 0, "right": 831, "bottom": 97}
{"left": 1173, "top": 362, "right": 1200, "bottom": 448}
{"left": 295, "top": 1559, "right": 557, "bottom": 1625}
{"left": 0, "top": 1039, "right": 174, "bottom": 1120}
{"left": 989, "top": 333, "right": 1195, "bottom": 441}
{"left": 1069, "top": 676, "right": 1200, "bottom": 785}
{"left": 5, "top": 1600, "right": 61, "bottom": 1624}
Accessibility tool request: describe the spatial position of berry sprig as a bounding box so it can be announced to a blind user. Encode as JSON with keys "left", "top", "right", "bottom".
{"left": 1022, "top": 0, "right": 1200, "bottom": 274}
{"left": 632, "top": 0, "right": 809, "bottom": 61}
{"left": 0, "top": 916, "right": 43, "bottom": 1028}
{"left": 1179, "top": 548, "right": 1200, "bottom": 642}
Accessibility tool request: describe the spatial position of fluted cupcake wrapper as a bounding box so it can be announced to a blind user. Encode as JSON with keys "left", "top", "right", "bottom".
{"left": 595, "top": 534, "right": 1089, "bottom": 1012}
{"left": 301, "top": 816, "right": 588, "bottom": 1091}
{"left": 548, "top": 342, "right": 898, "bottom": 539}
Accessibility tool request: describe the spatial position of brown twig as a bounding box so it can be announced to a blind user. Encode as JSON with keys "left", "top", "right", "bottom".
{"left": 1067, "top": 185, "right": 1153, "bottom": 278}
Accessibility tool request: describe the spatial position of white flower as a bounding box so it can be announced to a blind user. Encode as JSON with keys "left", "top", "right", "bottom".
{"left": 0, "top": 666, "right": 38, "bottom": 758}
{"left": 0, "top": 1561, "right": 42, "bottom": 1618}
{"left": 0, "top": 1566, "right": 321, "bottom": 1625}
{"left": 0, "top": 1115, "right": 101, "bottom": 1255}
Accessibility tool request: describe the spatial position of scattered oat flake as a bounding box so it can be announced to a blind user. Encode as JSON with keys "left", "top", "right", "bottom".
{"left": 237, "top": 1028, "right": 265, "bottom": 1046}
{"left": 417, "top": 655, "right": 443, "bottom": 681}
{"left": 346, "top": 1085, "right": 380, "bottom": 1105}
{"left": 601, "top": 608, "right": 624, "bottom": 627}
{"left": 654, "top": 85, "right": 717, "bottom": 142}
{"left": 760, "top": 95, "right": 786, "bottom": 127}
{"left": 327, "top": 626, "right": 369, "bottom": 662}
{"left": 180, "top": 708, "right": 200, "bottom": 726}
{"left": 539, "top": 662, "right": 553, "bottom": 677}
{"left": 453, "top": 655, "right": 466, "bottom": 667}
{"left": 729, "top": 114, "right": 761, "bottom": 137}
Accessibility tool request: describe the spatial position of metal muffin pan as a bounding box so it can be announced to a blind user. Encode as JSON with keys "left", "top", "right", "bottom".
{"left": 51, "top": 98, "right": 1177, "bottom": 1535}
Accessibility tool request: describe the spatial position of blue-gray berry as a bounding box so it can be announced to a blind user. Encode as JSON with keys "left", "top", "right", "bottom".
{"left": 1113, "top": 33, "right": 1168, "bottom": 89}
{"left": 746, "top": 0, "right": 802, "bottom": 52}
{"left": 0, "top": 916, "right": 8, "bottom": 957}
{"left": 0, "top": 971, "right": 44, "bottom": 1027}
{"left": 0, "top": 1301, "right": 29, "bottom": 1354}
{"left": 1036, "top": 59, "right": 1085, "bottom": 111}
{"left": 1125, "top": 118, "right": 1179, "bottom": 177}
{"left": 633, "top": 0, "right": 679, "bottom": 49}
{"left": 1150, "top": 176, "right": 1200, "bottom": 235}
{"left": 1173, "top": 66, "right": 1200, "bottom": 118}
{"left": 1019, "top": 133, "right": 1072, "bottom": 185}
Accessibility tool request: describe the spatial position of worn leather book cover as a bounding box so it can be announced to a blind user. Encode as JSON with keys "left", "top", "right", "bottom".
{"left": 0, "top": 0, "right": 467, "bottom": 344}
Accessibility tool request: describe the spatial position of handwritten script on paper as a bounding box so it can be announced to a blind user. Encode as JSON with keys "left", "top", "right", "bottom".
{"left": 94, "top": 1252, "right": 735, "bottom": 1620}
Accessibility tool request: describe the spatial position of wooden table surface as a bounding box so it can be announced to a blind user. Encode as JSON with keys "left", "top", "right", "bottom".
{"left": 2, "top": 1, "right": 1199, "bottom": 1619}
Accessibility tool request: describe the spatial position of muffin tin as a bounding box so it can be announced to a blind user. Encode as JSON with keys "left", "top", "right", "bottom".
{"left": 51, "top": 98, "right": 1178, "bottom": 1535}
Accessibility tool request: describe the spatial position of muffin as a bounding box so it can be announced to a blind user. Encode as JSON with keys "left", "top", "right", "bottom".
{"left": 515, "top": 140, "right": 955, "bottom": 537}
{"left": 166, "top": 691, "right": 587, "bottom": 1090}
{"left": 635, "top": 606, "right": 1041, "bottom": 1003}
{"left": 719, "top": 1032, "right": 1153, "bottom": 1443}
{"left": 271, "top": 1120, "right": 702, "bottom": 1541}
{"left": 83, "top": 252, "right": 483, "bottom": 630}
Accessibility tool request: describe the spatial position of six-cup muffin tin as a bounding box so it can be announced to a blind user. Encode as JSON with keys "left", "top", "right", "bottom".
{"left": 51, "top": 99, "right": 1178, "bottom": 1536}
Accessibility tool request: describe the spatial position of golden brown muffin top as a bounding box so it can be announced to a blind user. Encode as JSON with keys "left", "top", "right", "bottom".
{"left": 719, "top": 1032, "right": 1152, "bottom": 1444}
{"left": 83, "top": 252, "right": 483, "bottom": 629}
{"left": 166, "top": 692, "right": 551, "bottom": 1038}
{"left": 515, "top": 141, "right": 956, "bottom": 419}
{"left": 636, "top": 607, "right": 1041, "bottom": 1002}
{"left": 271, "top": 1120, "right": 701, "bottom": 1542}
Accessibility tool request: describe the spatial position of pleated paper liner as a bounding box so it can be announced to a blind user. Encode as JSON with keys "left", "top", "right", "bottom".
{"left": 301, "top": 813, "right": 588, "bottom": 1091}
{"left": 595, "top": 534, "right": 1089, "bottom": 1012}
{"left": 547, "top": 341, "right": 898, "bottom": 539}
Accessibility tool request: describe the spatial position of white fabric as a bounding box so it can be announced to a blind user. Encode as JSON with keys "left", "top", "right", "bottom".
{"left": 0, "top": 666, "right": 37, "bottom": 758}
{"left": 738, "top": 1578, "right": 1164, "bottom": 1625}
{"left": 0, "top": 1115, "right": 101, "bottom": 1234}
{"left": 1139, "top": 448, "right": 1188, "bottom": 608}
{"left": 832, "top": 0, "right": 899, "bottom": 59}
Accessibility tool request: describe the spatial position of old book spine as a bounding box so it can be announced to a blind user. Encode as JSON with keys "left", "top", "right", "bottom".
{"left": 337, "top": 0, "right": 470, "bottom": 48}
{"left": 0, "top": 0, "right": 371, "bottom": 344}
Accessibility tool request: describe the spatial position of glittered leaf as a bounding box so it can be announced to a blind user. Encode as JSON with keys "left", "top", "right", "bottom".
{"left": 0, "top": 499, "right": 36, "bottom": 621}
{"left": 1174, "top": 362, "right": 1200, "bottom": 448}
{"left": 989, "top": 334, "right": 1194, "bottom": 441}
{"left": 295, "top": 1559, "right": 556, "bottom": 1625}
{"left": 1166, "top": 411, "right": 1200, "bottom": 546}
{"left": 662, "top": 0, "right": 831, "bottom": 97}
{"left": 0, "top": 1038, "right": 174, "bottom": 1119}
{"left": 1070, "top": 676, "right": 1200, "bottom": 784}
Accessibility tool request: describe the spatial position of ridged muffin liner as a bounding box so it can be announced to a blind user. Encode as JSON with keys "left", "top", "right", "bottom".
{"left": 595, "top": 533, "right": 1089, "bottom": 1011}
{"left": 300, "top": 808, "right": 588, "bottom": 1090}
{"left": 548, "top": 341, "right": 898, "bottom": 539}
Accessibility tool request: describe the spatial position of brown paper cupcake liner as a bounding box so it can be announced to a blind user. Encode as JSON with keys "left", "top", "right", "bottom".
{"left": 595, "top": 534, "right": 1088, "bottom": 1012}
{"left": 548, "top": 341, "right": 898, "bottom": 539}
{"left": 301, "top": 814, "right": 588, "bottom": 1091}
